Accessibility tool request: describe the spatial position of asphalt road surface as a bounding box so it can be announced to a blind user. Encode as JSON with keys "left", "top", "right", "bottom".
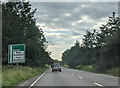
{"left": 33, "top": 67, "right": 118, "bottom": 87}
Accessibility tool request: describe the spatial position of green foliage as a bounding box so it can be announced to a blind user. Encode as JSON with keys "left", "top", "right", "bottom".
{"left": 62, "top": 41, "right": 97, "bottom": 68}
{"left": 2, "top": 2, "right": 53, "bottom": 66}
{"left": 75, "top": 65, "right": 95, "bottom": 72}
{"left": 82, "top": 30, "right": 98, "bottom": 48}
{"left": 62, "top": 12, "right": 119, "bottom": 72}
{"left": 74, "top": 65, "right": 119, "bottom": 77}
{"left": 80, "top": 65, "right": 95, "bottom": 72}
{"left": 62, "top": 65, "right": 69, "bottom": 68}
{"left": 96, "top": 13, "right": 119, "bottom": 71}
{"left": 2, "top": 65, "right": 48, "bottom": 86}
{"left": 105, "top": 67, "right": 119, "bottom": 77}
{"left": 75, "top": 65, "right": 83, "bottom": 70}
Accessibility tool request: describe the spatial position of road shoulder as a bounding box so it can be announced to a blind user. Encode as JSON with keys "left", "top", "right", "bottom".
{"left": 17, "top": 68, "right": 49, "bottom": 87}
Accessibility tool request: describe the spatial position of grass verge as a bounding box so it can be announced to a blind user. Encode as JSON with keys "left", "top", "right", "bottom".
{"left": 102, "top": 67, "right": 120, "bottom": 77}
{"left": 75, "top": 65, "right": 96, "bottom": 72}
{"left": 2, "top": 65, "right": 48, "bottom": 86}
{"left": 64, "top": 65, "right": 120, "bottom": 77}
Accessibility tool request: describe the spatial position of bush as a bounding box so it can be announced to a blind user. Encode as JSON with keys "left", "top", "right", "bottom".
{"left": 74, "top": 65, "right": 119, "bottom": 77}
{"left": 75, "top": 65, "right": 83, "bottom": 70}
{"left": 62, "top": 65, "right": 69, "bottom": 68}
{"left": 75, "top": 65, "right": 95, "bottom": 72}
{"left": 81, "top": 65, "right": 95, "bottom": 72}
{"left": 105, "top": 67, "right": 120, "bottom": 77}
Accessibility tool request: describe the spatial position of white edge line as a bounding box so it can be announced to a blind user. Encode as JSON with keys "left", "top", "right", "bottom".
{"left": 94, "top": 83, "right": 104, "bottom": 87}
{"left": 29, "top": 69, "right": 48, "bottom": 88}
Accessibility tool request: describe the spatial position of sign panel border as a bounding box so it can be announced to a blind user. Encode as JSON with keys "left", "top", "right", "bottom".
{"left": 8, "top": 44, "right": 25, "bottom": 64}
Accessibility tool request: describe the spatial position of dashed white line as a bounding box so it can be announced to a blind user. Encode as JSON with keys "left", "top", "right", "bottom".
{"left": 71, "top": 73, "right": 74, "bottom": 75}
{"left": 94, "top": 83, "right": 104, "bottom": 87}
{"left": 79, "top": 77, "right": 82, "bottom": 79}
{"left": 97, "top": 74, "right": 101, "bottom": 75}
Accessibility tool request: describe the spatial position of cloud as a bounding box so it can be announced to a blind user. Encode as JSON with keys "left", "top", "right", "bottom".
{"left": 36, "top": 22, "right": 46, "bottom": 27}
{"left": 74, "top": 8, "right": 80, "bottom": 12}
{"left": 32, "top": 2, "right": 117, "bottom": 30}
{"left": 72, "top": 15, "right": 94, "bottom": 26}
{"left": 91, "top": 17, "right": 108, "bottom": 29}
{"left": 72, "top": 31, "right": 80, "bottom": 36}
{"left": 81, "top": 4, "right": 89, "bottom": 8}
{"left": 64, "top": 13, "right": 71, "bottom": 16}
{"left": 51, "top": 23, "right": 55, "bottom": 26}
{"left": 31, "top": 2, "right": 117, "bottom": 60}
{"left": 29, "top": 0, "right": 119, "bottom": 2}
{"left": 46, "top": 32, "right": 83, "bottom": 60}
{"left": 53, "top": 18, "right": 60, "bottom": 21}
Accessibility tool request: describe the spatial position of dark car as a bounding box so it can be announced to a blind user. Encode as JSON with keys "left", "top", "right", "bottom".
{"left": 51, "top": 63, "right": 61, "bottom": 72}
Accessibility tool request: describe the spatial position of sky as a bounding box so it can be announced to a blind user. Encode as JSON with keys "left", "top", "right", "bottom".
{"left": 30, "top": 2, "right": 118, "bottom": 61}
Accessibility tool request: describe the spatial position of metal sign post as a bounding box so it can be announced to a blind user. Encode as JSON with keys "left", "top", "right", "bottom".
{"left": 16, "top": 63, "right": 19, "bottom": 69}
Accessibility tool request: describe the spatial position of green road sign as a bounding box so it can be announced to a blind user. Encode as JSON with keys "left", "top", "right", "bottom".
{"left": 8, "top": 44, "right": 25, "bottom": 63}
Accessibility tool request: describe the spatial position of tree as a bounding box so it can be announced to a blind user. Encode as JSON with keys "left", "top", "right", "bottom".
{"left": 2, "top": 1, "right": 53, "bottom": 67}
{"left": 82, "top": 30, "right": 98, "bottom": 48}
{"left": 96, "top": 12, "right": 119, "bottom": 47}
{"left": 94, "top": 12, "right": 120, "bottom": 71}
{"left": 62, "top": 12, "right": 119, "bottom": 72}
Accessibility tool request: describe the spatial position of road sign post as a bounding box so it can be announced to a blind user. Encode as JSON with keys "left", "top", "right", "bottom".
{"left": 8, "top": 44, "right": 25, "bottom": 64}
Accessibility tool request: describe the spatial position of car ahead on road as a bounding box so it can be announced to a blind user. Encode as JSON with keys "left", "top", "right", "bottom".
{"left": 51, "top": 63, "right": 61, "bottom": 72}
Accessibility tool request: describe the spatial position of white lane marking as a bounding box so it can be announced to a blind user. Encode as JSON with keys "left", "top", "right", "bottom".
{"left": 94, "top": 83, "right": 104, "bottom": 87}
{"left": 29, "top": 69, "right": 48, "bottom": 88}
{"left": 97, "top": 74, "right": 100, "bottom": 75}
{"left": 79, "top": 77, "right": 82, "bottom": 79}
{"left": 71, "top": 73, "right": 74, "bottom": 75}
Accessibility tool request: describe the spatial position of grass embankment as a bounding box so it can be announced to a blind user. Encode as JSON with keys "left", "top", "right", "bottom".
{"left": 63, "top": 65, "right": 120, "bottom": 77}
{"left": 103, "top": 67, "right": 120, "bottom": 77}
{"left": 2, "top": 65, "right": 48, "bottom": 86}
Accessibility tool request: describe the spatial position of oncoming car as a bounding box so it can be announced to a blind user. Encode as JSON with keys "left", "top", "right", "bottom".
{"left": 51, "top": 63, "right": 61, "bottom": 72}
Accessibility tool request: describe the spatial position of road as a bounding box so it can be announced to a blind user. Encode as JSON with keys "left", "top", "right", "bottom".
{"left": 32, "top": 67, "right": 118, "bottom": 87}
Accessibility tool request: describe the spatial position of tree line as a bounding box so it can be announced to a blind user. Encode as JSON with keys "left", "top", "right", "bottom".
{"left": 2, "top": 1, "right": 53, "bottom": 67}
{"left": 62, "top": 12, "right": 120, "bottom": 72}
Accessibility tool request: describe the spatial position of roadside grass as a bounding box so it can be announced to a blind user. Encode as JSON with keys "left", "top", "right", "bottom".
{"left": 2, "top": 65, "right": 48, "bottom": 86}
{"left": 75, "top": 65, "right": 96, "bottom": 72}
{"left": 102, "top": 67, "right": 120, "bottom": 77}
{"left": 62, "top": 65, "right": 69, "bottom": 68}
{"left": 67, "top": 65, "right": 120, "bottom": 77}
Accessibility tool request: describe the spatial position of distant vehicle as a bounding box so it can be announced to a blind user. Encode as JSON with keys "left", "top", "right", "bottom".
{"left": 51, "top": 63, "right": 61, "bottom": 72}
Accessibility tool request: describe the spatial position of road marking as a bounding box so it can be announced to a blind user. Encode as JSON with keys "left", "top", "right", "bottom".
{"left": 29, "top": 69, "right": 48, "bottom": 88}
{"left": 71, "top": 73, "right": 74, "bottom": 75}
{"left": 94, "top": 83, "right": 104, "bottom": 87}
{"left": 97, "top": 74, "right": 101, "bottom": 75}
{"left": 79, "top": 77, "right": 82, "bottom": 79}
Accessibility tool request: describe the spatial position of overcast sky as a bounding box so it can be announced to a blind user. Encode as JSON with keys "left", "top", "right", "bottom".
{"left": 30, "top": 2, "right": 118, "bottom": 61}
